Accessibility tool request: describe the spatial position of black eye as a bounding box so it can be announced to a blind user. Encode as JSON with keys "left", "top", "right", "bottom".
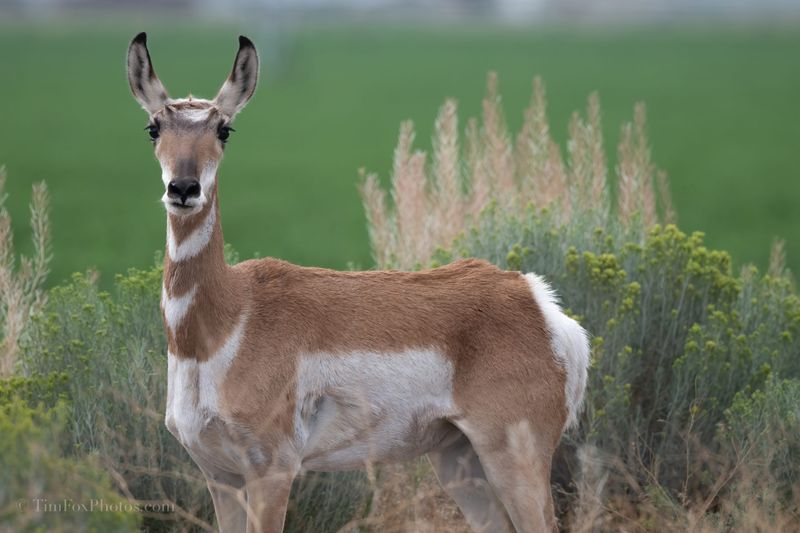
{"left": 146, "top": 123, "right": 160, "bottom": 141}
{"left": 217, "top": 125, "right": 234, "bottom": 143}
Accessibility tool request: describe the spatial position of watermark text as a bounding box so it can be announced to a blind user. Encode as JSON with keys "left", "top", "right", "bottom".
{"left": 17, "top": 498, "right": 174, "bottom": 514}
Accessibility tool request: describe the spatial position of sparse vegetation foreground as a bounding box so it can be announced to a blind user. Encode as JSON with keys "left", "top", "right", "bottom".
{"left": 1, "top": 76, "right": 798, "bottom": 531}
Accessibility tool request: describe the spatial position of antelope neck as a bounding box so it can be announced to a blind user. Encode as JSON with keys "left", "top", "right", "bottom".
{"left": 162, "top": 183, "right": 244, "bottom": 361}
{"left": 165, "top": 188, "right": 226, "bottom": 283}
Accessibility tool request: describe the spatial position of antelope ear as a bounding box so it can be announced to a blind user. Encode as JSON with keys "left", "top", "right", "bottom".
{"left": 214, "top": 36, "right": 259, "bottom": 118}
{"left": 127, "top": 32, "right": 169, "bottom": 114}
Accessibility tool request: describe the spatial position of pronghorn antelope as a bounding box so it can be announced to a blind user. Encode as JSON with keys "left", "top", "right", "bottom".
{"left": 127, "top": 32, "right": 590, "bottom": 533}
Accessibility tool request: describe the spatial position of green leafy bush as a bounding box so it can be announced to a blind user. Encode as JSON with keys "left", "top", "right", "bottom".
{"left": 0, "top": 371, "right": 69, "bottom": 408}
{"left": 721, "top": 377, "right": 800, "bottom": 501}
{"left": 0, "top": 388, "right": 139, "bottom": 532}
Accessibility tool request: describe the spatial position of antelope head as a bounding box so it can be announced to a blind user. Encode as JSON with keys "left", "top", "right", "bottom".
{"left": 126, "top": 33, "right": 259, "bottom": 216}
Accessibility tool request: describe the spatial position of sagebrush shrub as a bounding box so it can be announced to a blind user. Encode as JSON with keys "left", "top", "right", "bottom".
{"left": 0, "top": 384, "right": 140, "bottom": 532}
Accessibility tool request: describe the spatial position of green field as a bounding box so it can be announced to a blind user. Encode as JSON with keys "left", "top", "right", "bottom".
{"left": 1, "top": 19, "right": 798, "bottom": 284}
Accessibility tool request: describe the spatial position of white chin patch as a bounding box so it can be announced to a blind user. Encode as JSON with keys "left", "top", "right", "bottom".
{"left": 162, "top": 191, "right": 207, "bottom": 216}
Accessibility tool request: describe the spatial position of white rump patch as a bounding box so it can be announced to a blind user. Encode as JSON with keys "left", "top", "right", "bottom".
{"left": 524, "top": 273, "right": 590, "bottom": 430}
{"left": 295, "top": 348, "right": 455, "bottom": 470}
{"left": 162, "top": 284, "right": 197, "bottom": 333}
{"left": 167, "top": 201, "right": 217, "bottom": 262}
{"left": 166, "top": 313, "right": 248, "bottom": 447}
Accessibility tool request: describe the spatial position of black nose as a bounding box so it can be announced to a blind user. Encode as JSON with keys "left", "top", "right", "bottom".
{"left": 167, "top": 179, "right": 201, "bottom": 203}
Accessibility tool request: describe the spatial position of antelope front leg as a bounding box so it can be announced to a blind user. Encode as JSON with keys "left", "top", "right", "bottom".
{"left": 244, "top": 467, "right": 297, "bottom": 533}
{"left": 196, "top": 464, "right": 247, "bottom": 532}
{"left": 206, "top": 477, "right": 247, "bottom": 533}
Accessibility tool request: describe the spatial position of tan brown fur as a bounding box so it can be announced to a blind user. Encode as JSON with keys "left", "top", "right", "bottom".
{"left": 161, "top": 186, "right": 568, "bottom": 529}
{"left": 162, "top": 199, "right": 568, "bottom": 439}
{"left": 225, "top": 256, "right": 567, "bottom": 426}
{"left": 132, "top": 33, "right": 583, "bottom": 533}
{"left": 153, "top": 108, "right": 224, "bottom": 182}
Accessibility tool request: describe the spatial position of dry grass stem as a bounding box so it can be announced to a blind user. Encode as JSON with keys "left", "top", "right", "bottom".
{"left": 0, "top": 167, "right": 51, "bottom": 376}
{"left": 768, "top": 239, "right": 787, "bottom": 279}
{"left": 433, "top": 99, "right": 463, "bottom": 251}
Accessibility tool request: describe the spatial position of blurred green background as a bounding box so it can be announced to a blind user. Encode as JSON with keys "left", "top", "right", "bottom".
{"left": 0, "top": 17, "right": 798, "bottom": 285}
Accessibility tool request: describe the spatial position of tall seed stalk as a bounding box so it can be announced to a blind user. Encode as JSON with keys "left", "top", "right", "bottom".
{"left": 0, "top": 167, "right": 51, "bottom": 376}
{"left": 360, "top": 73, "right": 674, "bottom": 269}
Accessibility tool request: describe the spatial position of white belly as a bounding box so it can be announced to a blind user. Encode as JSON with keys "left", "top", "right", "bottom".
{"left": 294, "top": 348, "right": 458, "bottom": 471}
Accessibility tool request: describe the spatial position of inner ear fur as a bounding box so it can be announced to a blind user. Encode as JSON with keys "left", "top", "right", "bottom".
{"left": 127, "top": 32, "right": 170, "bottom": 114}
{"left": 214, "top": 36, "right": 259, "bottom": 118}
